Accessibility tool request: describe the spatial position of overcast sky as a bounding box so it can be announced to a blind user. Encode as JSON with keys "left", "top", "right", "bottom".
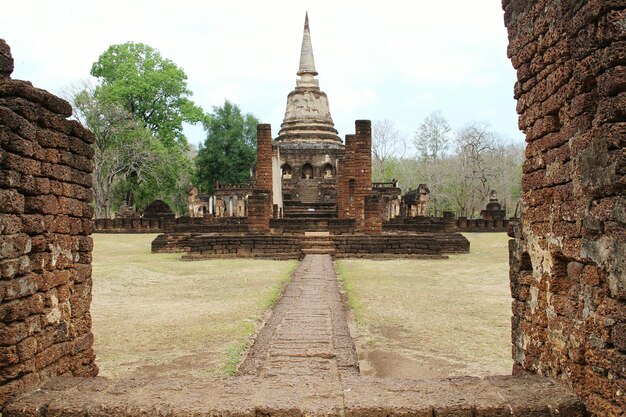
{"left": 1, "top": 1, "right": 523, "bottom": 148}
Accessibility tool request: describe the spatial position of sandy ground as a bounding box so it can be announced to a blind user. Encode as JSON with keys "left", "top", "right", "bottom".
{"left": 336, "top": 233, "right": 513, "bottom": 378}
{"left": 91, "top": 234, "right": 297, "bottom": 378}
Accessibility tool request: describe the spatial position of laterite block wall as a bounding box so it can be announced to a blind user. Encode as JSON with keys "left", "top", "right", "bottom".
{"left": 0, "top": 39, "right": 97, "bottom": 409}
{"left": 503, "top": 1, "right": 625, "bottom": 415}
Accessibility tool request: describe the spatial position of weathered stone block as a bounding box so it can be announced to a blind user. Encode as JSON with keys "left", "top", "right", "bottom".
{"left": 0, "top": 189, "right": 25, "bottom": 214}
{"left": 0, "top": 106, "right": 36, "bottom": 140}
{"left": 0, "top": 256, "right": 30, "bottom": 281}
{"left": 0, "top": 293, "right": 45, "bottom": 322}
{"left": 0, "top": 274, "right": 38, "bottom": 302}
{"left": 23, "top": 194, "right": 58, "bottom": 215}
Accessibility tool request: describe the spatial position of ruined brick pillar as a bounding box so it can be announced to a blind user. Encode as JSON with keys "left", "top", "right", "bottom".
{"left": 503, "top": 2, "right": 625, "bottom": 415}
{"left": 363, "top": 195, "right": 382, "bottom": 234}
{"left": 247, "top": 190, "right": 270, "bottom": 234}
{"left": 0, "top": 39, "right": 98, "bottom": 409}
{"left": 255, "top": 124, "right": 273, "bottom": 208}
{"left": 337, "top": 120, "right": 373, "bottom": 231}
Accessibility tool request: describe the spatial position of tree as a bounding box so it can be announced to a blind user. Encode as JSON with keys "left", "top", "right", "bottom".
{"left": 382, "top": 156, "right": 421, "bottom": 192}
{"left": 70, "top": 85, "right": 154, "bottom": 218}
{"left": 411, "top": 112, "right": 453, "bottom": 214}
{"left": 87, "top": 42, "right": 203, "bottom": 214}
{"left": 397, "top": 114, "right": 524, "bottom": 218}
{"left": 195, "top": 101, "right": 259, "bottom": 193}
{"left": 371, "top": 120, "right": 406, "bottom": 182}
{"left": 448, "top": 121, "right": 502, "bottom": 217}
{"left": 90, "top": 42, "right": 205, "bottom": 147}
{"left": 483, "top": 142, "right": 524, "bottom": 217}
{"left": 414, "top": 111, "right": 451, "bottom": 161}
{"left": 111, "top": 139, "right": 193, "bottom": 215}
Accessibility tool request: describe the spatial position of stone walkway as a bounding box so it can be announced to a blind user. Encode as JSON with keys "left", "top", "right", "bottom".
{"left": 4, "top": 255, "right": 586, "bottom": 416}
{"left": 238, "top": 254, "right": 358, "bottom": 378}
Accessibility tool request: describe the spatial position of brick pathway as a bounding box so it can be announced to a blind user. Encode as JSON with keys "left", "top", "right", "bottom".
{"left": 4, "top": 255, "right": 586, "bottom": 416}
{"left": 238, "top": 254, "right": 358, "bottom": 378}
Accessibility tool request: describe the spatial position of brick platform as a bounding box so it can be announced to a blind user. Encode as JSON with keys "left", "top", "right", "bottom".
{"left": 151, "top": 232, "right": 470, "bottom": 259}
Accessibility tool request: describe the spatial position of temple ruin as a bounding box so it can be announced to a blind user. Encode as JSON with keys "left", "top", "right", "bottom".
{"left": 272, "top": 13, "right": 344, "bottom": 219}
{"left": 1, "top": 0, "right": 625, "bottom": 414}
{"left": 150, "top": 14, "right": 470, "bottom": 258}
{"left": 183, "top": 14, "right": 402, "bottom": 225}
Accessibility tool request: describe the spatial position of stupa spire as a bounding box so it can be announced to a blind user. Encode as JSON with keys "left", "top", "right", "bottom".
{"left": 297, "top": 12, "right": 318, "bottom": 79}
{"left": 276, "top": 11, "right": 340, "bottom": 145}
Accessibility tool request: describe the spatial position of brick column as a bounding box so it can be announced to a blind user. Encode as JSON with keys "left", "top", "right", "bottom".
{"left": 247, "top": 190, "right": 270, "bottom": 234}
{"left": 0, "top": 39, "right": 97, "bottom": 410}
{"left": 503, "top": 2, "right": 625, "bottom": 415}
{"left": 363, "top": 195, "right": 382, "bottom": 234}
{"left": 255, "top": 124, "right": 273, "bottom": 207}
{"left": 337, "top": 135, "right": 355, "bottom": 220}
{"left": 337, "top": 120, "right": 373, "bottom": 231}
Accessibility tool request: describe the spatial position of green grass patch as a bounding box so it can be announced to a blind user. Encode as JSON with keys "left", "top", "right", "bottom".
{"left": 223, "top": 341, "right": 249, "bottom": 376}
{"left": 262, "top": 261, "right": 298, "bottom": 311}
{"left": 336, "top": 261, "right": 365, "bottom": 324}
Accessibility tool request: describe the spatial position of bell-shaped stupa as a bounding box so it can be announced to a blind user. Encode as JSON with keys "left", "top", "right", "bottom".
{"left": 275, "top": 13, "right": 342, "bottom": 145}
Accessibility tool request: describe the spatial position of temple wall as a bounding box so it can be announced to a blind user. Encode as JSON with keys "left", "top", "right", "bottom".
{"left": 332, "top": 233, "right": 469, "bottom": 258}
{"left": 0, "top": 39, "right": 97, "bottom": 409}
{"left": 503, "top": 1, "right": 625, "bottom": 415}
{"left": 94, "top": 217, "right": 169, "bottom": 233}
{"left": 269, "top": 218, "right": 355, "bottom": 235}
{"left": 93, "top": 216, "right": 237, "bottom": 233}
{"left": 152, "top": 234, "right": 303, "bottom": 259}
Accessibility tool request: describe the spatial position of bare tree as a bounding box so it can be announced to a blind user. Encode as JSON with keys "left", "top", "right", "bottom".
{"left": 414, "top": 111, "right": 451, "bottom": 161}
{"left": 382, "top": 113, "right": 523, "bottom": 218}
{"left": 371, "top": 120, "right": 406, "bottom": 182}
{"left": 449, "top": 121, "right": 499, "bottom": 217}
{"left": 484, "top": 142, "right": 524, "bottom": 217}
{"left": 409, "top": 112, "right": 454, "bottom": 214}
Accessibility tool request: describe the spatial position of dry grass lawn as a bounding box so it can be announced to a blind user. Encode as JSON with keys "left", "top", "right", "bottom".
{"left": 336, "top": 233, "right": 513, "bottom": 378}
{"left": 92, "top": 234, "right": 297, "bottom": 379}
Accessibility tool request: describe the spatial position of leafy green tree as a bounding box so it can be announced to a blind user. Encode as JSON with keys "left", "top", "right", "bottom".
{"left": 90, "top": 41, "right": 205, "bottom": 147}
{"left": 111, "top": 140, "right": 193, "bottom": 215}
{"left": 87, "top": 42, "right": 203, "bottom": 214}
{"left": 195, "top": 100, "right": 258, "bottom": 193}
